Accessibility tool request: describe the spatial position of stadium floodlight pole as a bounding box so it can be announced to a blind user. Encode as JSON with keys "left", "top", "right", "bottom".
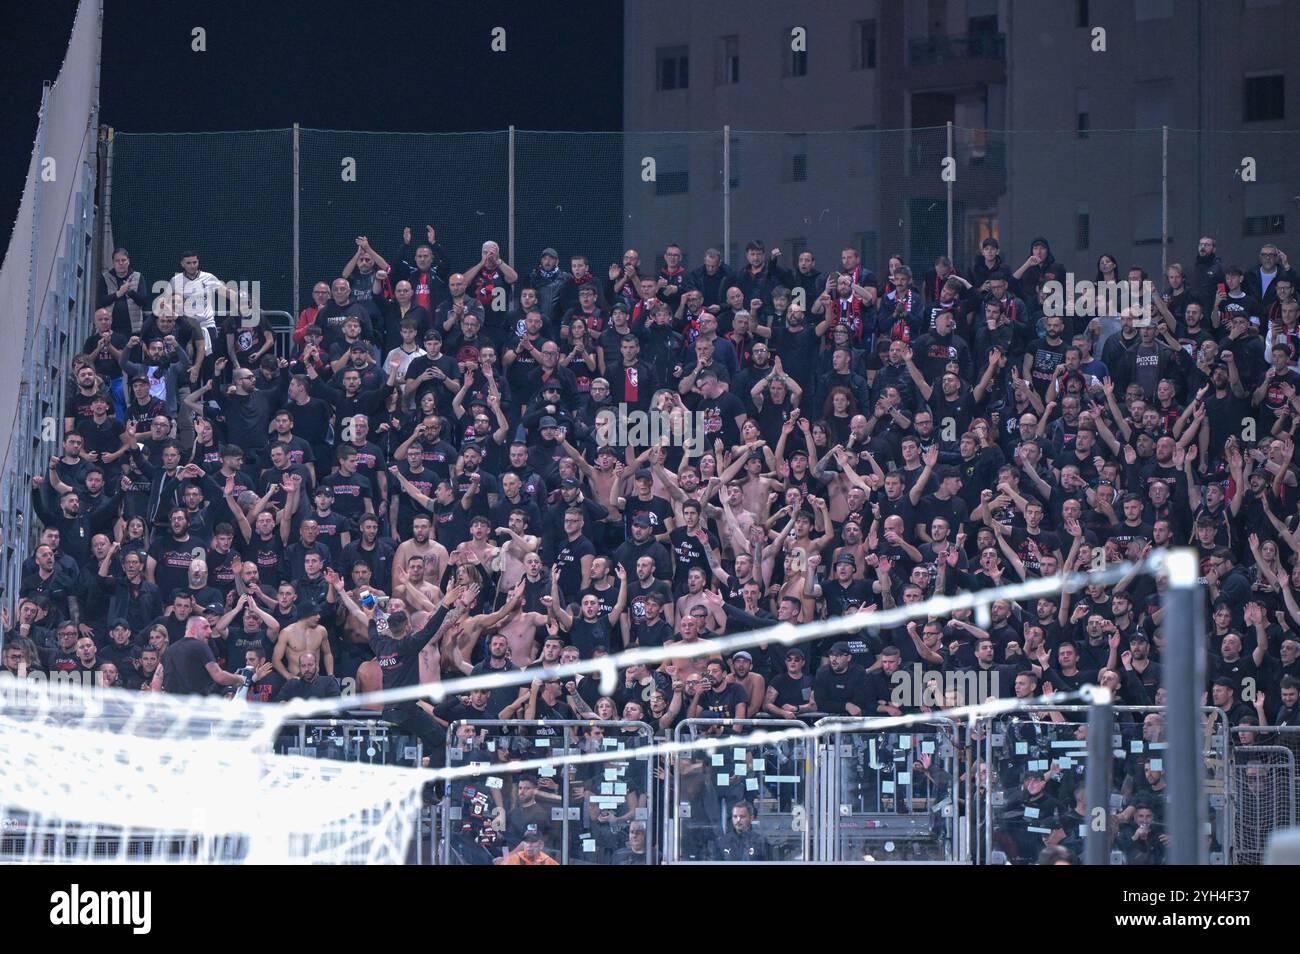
{"left": 1083, "top": 685, "right": 1114, "bottom": 865}
{"left": 1164, "top": 548, "right": 1206, "bottom": 865}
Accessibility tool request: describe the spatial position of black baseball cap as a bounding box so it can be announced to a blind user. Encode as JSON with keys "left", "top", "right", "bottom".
{"left": 829, "top": 641, "right": 852, "bottom": 655}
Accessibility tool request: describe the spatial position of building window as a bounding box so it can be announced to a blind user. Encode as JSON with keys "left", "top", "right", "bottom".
{"left": 1244, "top": 215, "right": 1285, "bottom": 236}
{"left": 1245, "top": 74, "right": 1285, "bottom": 122}
{"left": 716, "top": 36, "right": 740, "bottom": 85}
{"left": 785, "top": 28, "right": 808, "bottom": 77}
{"left": 1077, "top": 212, "right": 1091, "bottom": 250}
{"left": 656, "top": 47, "right": 689, "bottom": 91}
{"left": 782, "top": 134, "right": 808, "bottom": 183}
{"left": 656, "top": 146, "right": 689, "bottom": 196}
{"left": 852, "top": 20, "right": 877, "bottom": 70}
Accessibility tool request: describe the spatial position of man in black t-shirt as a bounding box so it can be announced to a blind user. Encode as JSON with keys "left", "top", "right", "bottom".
{"left": 689, "top": 658, "right": 749, "bottom": 721}
{"left": 334, "top": 569, "right": 460, "bottom": 759}
{"left": 811, "top": 642, "right": 869, "bottom": 715}
{"left": 161, "top": 615, "right": 246, "bottom": 695}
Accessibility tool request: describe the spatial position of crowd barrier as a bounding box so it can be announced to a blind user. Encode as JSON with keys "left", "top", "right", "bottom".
{"left": 439, "top": 719, "right": 656, "bottom": 865}
{"left": 812, "top": 716, "right": 962, "bottom": 863}
{"left": 978, "top": 705, "right": 1230, "bottom": 865}
{"left": 1230, "top": 726, "right": 1300, "bottom": 865}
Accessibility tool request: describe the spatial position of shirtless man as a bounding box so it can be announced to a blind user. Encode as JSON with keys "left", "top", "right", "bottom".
{"left": 453, "top": 515, "right": 500, "bottom": 570}
{"left": 660, "top": 614, "right": 717, "bottom": 682}
{"left": 392, "top": 513, "right": 449, "bottom": 594}
{"left": 341, "top": 577, "right": 389, "bottom": 647}
{"left": 716, "top": 482, "right": 760, "bottom": 557}
{"left": 567, "top": 444, "right": 624, "bottom": 521}
{"left": 494, "top": 510, "right": 540, "bottom": 592}
{"left": 272, "top": 600, "right": 333, "bottom": 678}
{"left": 394, "top": 554, "right": 441, "bottom": 608}
{"left": 674, "top": 566, "right": 724, "bottom": 626}
{"left": 730, "top": 450, "right": 782, "bottom": 524}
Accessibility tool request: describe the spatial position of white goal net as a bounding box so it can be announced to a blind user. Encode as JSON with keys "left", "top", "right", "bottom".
{"left": 0, "top": 678, "right": 426, "bottom": 864}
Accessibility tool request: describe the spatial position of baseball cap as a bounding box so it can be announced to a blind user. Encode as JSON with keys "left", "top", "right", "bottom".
{"left": 829, "top": 641, "right": 852, "bottom": 656}
{"left": 785, "top": 647, "right": 806, "bottom": 661}
{"left": 631, "top": 514, "right": 652, "bottom": 527}
{"left": 203, "top": 604, "right": 224, "bottom": 616}
{"left": 561, "top": 476, "right": 580, "bottom": 489}
{"left": 541, "top": 247, "right": 559, "bottom": 260}
{"left": 539, "top": 415, "right": 559, "bottom": 429}
{"left": 422, "top": 328, "right": 442, "bottom": 341}
{"left": 790, "top": 449, "right": 809, "bottom": 460}
{"left": 541, "top": 382, "right": 562, "bottom": 393}
{"left": 834, "top": 553, "right": 857, "bottom": 567}
{"left": 109, "top": 618, "right": 132, "bottom": 631}
{"left": 731, "top": 651, "right": 753, "bottom": 663}
{"left": 634, "top": 468, "right": 652, "bottom": 481}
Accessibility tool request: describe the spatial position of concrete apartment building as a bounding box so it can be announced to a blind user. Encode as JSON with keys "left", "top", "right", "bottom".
{"left": 623, "top": 0, "right": 1298, "bottom": 280}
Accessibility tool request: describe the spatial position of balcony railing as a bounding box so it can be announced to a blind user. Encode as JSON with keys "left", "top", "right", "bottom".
{"left": 909, "top": 32, "right": 1006, "bottom": 66}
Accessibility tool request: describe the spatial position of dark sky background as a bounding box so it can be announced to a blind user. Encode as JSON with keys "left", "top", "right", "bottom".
{"left": 0, "top": 0, "right": 623, "bottom": 237}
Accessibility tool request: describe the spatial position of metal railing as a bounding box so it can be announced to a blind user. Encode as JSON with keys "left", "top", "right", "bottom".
{"left": 667, "top": 718, "right": 811, "bottom": 863}
{"left": 980, "top": 706, "right": 1231, "bottom": 865}
{"left": 813, "top": 716, "right": 962, "bottom": 863}
{"left": 440, "top": 719, "right": 655, "bottom": 865}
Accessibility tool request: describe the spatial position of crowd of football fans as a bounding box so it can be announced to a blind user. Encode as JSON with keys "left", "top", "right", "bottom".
{"left": 5, "top": 226, "right": 1300, "bottom": 864}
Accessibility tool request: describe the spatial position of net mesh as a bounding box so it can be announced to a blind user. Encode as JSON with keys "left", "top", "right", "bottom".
{"left": 0, "top": 680, "right": 424, "bottom": 864}
{"left": 109, "top": 130, "right": 294, "bottom": 309}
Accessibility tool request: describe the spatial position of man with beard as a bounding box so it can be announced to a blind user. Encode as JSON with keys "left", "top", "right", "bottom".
{"left": 688, "top": 658, "right": 749, "bottom": 721}
{"left": 811, "top": 641, "right": 869, "bottom": 715}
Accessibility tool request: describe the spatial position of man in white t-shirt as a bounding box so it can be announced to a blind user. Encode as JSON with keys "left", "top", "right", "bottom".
{"left": 168, "top": 250, "right": 242, "bottom": 357}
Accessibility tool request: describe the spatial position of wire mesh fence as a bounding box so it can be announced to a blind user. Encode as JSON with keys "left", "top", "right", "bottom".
{"left": 104, "top": 125, "right": 1300, "bottom": 325}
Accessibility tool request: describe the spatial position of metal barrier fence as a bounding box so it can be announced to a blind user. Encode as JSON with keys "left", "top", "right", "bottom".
{"left": 279, "top": 716, "right": 427, "bottom": 864}
{"left": 668, "top": 718, "right": 811, "bottom": 863}
{"left": 103, "top": 125, "right": 1300, "bottom": 324}
{"left": 1230, "top": 726, "right": 1300, "bottom": 865}
{"left": 980, "top": 706, "right": 1230, "bottom": 866}
{"left": 813, "top": 716, "right": 961, "bottom": 863}
{"left": 0, "top": 0, "right": 100, "bottom": 623}
{"left": 440, "top": 719, "right": 655, "bottom": 865}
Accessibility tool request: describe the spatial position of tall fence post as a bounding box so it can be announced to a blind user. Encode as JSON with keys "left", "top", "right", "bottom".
{"left": 722, "top": 125, "right": 731, "bottom": 260}
{"left": 507, "top": 125, "right": 516, "bottom": 268}
{"left": 1164, "top": 548, "right": 1207, "bottom": 864}
{"left": 292, "top": 123, "right": 300, "bottom": 321}
{"left": 1084, "top": 694, "right": 1114, "bottom": 865}
{"left": 1161, "top": 124, "right": 1169, "bottom": 279}
{"left": 946, "top": 121, "right": 954, "bottom": 264}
